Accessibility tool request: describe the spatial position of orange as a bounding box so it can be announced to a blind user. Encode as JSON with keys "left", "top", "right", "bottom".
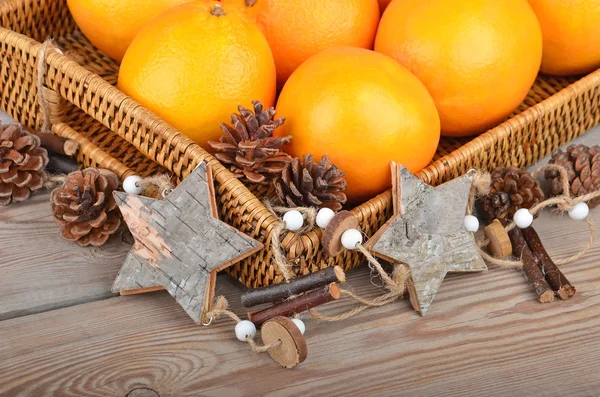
{"left": 528, "top": 0, "right": 600, "bottom": 75}
{"left": 378, "top": 0, "right": 392, "bottom": 13}
{"left": 118, "top": 1, "right": 276, "bottom": 149}
{"left": 375, "top": 0, "right": 542, "bottom": 137}
{"left": 67, "top": 0, "right": 191, "bottom": 62}
{"left": 274, "top": 47, "right": 440, "bottom": 204}
{"left": 222, "top": 0, "right": 380, "bottom": 86}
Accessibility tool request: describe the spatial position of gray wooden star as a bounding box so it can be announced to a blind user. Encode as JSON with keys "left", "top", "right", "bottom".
{"left": 365, "top": 163, "right": 486, "bottom": 315}
{"left": 112, "top": 162, "right": 263, "bottom": 323}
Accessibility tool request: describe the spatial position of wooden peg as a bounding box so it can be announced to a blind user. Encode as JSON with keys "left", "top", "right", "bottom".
{"left": 521, "top": 227, "right": 576, "bottom": 300}
{"left": 241, "top": 265, "right": 346, "bottom": 308}
{"left": 261, "top": 316, "right": 308, "bottom": 368}
{"left": 248, "top": 283, "right": 341, "bottom": 326}
{"left": 484, "top": 219, "right": 512, "bottom": 258}
{"left": 322, "top": 210, "right": 359, "bottom": 256}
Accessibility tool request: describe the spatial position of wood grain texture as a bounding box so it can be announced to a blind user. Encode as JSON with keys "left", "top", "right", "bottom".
{"left": 0, "top": 193, "right": 130, "bottom": 320}
{"left": 0, "top": 209, "right": 599, "bottom": 397}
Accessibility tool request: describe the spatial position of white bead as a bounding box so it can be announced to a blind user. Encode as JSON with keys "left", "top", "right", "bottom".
{"left": 123, "top": 175, "right": 143, "bottom": 195}
{"left": 569, "top": 202, "right": 589, "bottom": 221}
{"left": 316, "top": 208, "right": 335, "bottom": 228}
{"left": 235, "top": 320, "right": 256, "bottom": 342}
{"left": 291, "top": 318, "right": 306, "bottom": 335}
{"left": 513, "top": 208, "right": 534, "bottom": 229}
{"left": 341, "top": 228, "right": 362, "bottom": 250}
{"left": 463, "top": 215, "right": 479, "bottom": 232}
{"left": 283, "top": 210, "right": 304, "bottom": 231}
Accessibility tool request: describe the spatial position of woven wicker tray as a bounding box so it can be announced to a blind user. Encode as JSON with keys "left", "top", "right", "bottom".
{"left": 2, "top": 0, "right": 599, "bottom": 288}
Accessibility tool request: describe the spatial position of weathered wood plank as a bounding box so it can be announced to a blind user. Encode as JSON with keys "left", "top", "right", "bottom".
{"left": 0, "top": 194, "right": 130, "bottom": 320}
{"left": 0, "top": 209, "right": 599, "bottom": 397}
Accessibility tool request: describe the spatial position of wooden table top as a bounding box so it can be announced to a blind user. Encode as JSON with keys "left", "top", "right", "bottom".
{"left": 2, "top": 126, "right": 600, "bottom": 397}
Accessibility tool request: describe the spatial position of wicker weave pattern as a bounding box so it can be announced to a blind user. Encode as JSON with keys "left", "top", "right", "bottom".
{"left": 1, "top": 0, "right": 599, "bottom": 288}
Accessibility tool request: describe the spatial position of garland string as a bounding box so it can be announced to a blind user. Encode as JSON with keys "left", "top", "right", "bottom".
{"left": 471, "top": 163, "right": 600, "bottom": 269}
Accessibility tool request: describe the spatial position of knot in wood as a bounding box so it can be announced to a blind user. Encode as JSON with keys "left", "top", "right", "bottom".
{"left": 126, "top": 388, "right": 160, "bottom": 397}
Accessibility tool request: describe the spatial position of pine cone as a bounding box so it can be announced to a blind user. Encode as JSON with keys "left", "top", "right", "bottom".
{"left": 51, "top": 168, "right": 122, "bottom": 247}
{"left": 209, "top": 100, "right": 292, "bottom": 184}
{"left": 274, "top": 154, "right": 347, "bottom": 211}
{"left": 481, "top": 166, "right": 544, "bottom": 221}
{"left": 546, "top": 144, "right": 600, "bottom": 208}
{"left": 0, "top": 123, "right": 48, "bottom": 205}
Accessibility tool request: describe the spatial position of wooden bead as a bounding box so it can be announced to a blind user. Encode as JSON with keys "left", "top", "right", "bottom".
{"left": 341, "top": 228, "right": 362, "bottom": 250}
{"left": 322, "top": 210, "right": 359, "bottom": 256}
{"left": 261, "top": 316, "right": 308, "bottom": 368}
{"left": 123, "top": 175, "right": 143, "bottom": 195}
{"left": 513, "top": 208, "right": 533, "bottom": 229}
{"left": 569, "top": 202, "right": 589, "bottom": 221}
{"left": 316, "top": 207, "right": 335, "bottom": 228}
{"left": 283, "top": 210, "right": 304, "bottom": 231}
{"left": 484, "top": 219, "right": 512, "bottom": 259}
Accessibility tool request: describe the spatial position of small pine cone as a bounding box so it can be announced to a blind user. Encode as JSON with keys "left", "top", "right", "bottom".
{"left": 0, "top": 123, "right": 48, "bottom": 205}
{"left": 546, "top": 144, "right": 600, "bottom": 208}
{"left": 51, "top": 168, "right": 122, "bottom": 247}
{"left": 481, "top": 166, "right": 544, "bottom": 221}
{"left": 209, "top": 100, "right": 293, "bottom": 184}
{"left": 274, "top": 154, "right": 347, "bottom": 211}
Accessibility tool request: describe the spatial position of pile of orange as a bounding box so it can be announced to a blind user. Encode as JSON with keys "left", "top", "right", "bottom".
{"left": 68, "top": 0, "right": 600, "bottom": 203}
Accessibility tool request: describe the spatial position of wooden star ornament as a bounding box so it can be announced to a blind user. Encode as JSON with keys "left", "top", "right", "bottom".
{"left": 365, "top": 162, "right": 486, "bottom": 315}
{"left": 112, "top": 162, "right": 263, "bottom": 323}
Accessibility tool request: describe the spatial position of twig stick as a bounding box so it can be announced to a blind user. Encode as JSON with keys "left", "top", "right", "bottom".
{"left": 508, "top": 227, "right": 555, "bottom": 303}
{"left": 248, "top": 283, "right": 341, "bottom": 327}
{"left": 25, "top": 127, "right": 78, "bottom": 156}
{"left": 241, "top": 266, "right": 345, "bottom": 308}
{"left": 521, "top": 227, "right": 576, "bottom": 300}
{"left": 46, "top": 154, "right": 80, "bottom": 174}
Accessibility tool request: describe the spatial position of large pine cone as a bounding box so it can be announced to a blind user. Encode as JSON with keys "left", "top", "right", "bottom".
{"left": 0, "top": 123, "right": 48, "bottom": 205}
{"left": 546, "top": 144, "right": 600, "bottom": 208}
{"left": 274, "top": 154, "right": 347, "bottom": 211}
{"left": 51, "top": 168, "right": 122, "bottom": 247}
{"left": 481, "top": 166, "right": 544, "bottom": 221}
{"left": 209, "top": 100, "right": 292, "bottom": 184}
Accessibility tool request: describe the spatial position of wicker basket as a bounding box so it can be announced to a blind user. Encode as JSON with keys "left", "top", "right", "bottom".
{"left": 2, "top": 0, "right": 600, "bottom": 288}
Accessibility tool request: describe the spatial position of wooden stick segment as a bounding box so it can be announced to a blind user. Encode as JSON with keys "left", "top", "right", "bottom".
{"left": 47, "top": 154, "right": 80, "bottom": 174}
{"left": 25, "top": 127, "right": 79, "bottom": 156}
{"left": 508, "top": 228, "right": 555, "bottom": 303}
{"left": 241, "top": 266, "right": 345, "bottom": 308}
{"left": 521, "top": 227, "right": 576, "bottom": 300}
{"left": 248, "top": 283, "right": 341, "bottom": 326}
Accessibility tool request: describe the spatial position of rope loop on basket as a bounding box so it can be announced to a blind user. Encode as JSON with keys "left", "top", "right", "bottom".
{"left": 263, "top": 200, "right": 318, "bottom": 282}
{"left": 36, "top": 39, "right": 65, "bottom": 134}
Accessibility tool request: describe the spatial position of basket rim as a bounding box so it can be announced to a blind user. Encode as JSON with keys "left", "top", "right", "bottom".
{"left": 1, "top": 17, "right": 600, "bottom": 262}
{"left": 0, "top": 23, "right": 287, "bottom": 241}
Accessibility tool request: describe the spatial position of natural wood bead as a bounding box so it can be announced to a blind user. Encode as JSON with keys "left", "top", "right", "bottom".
{"left": 261, "top": 316, "right": 308, "bottom": 368}
{"left": 322, "top": 210, "right": 359, "bottom": 256}
{"left": 484, "top": 219, "right": 512, "bottom": 259}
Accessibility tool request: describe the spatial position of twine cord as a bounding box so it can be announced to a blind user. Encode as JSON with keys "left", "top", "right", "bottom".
{"left": 310, "top": 244, "right": 410, "bottom": 322}
{"left": 138, "top": 174, "right": 174, "bottom": 198}
{"left": 264, "top": 200, "right": 318, "bottom": 282}
{"left": 203, "top": 296, "right": 281, "bottom": 353}
{"left": 470, "top": 164, "right": 599, "bottom": 268}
